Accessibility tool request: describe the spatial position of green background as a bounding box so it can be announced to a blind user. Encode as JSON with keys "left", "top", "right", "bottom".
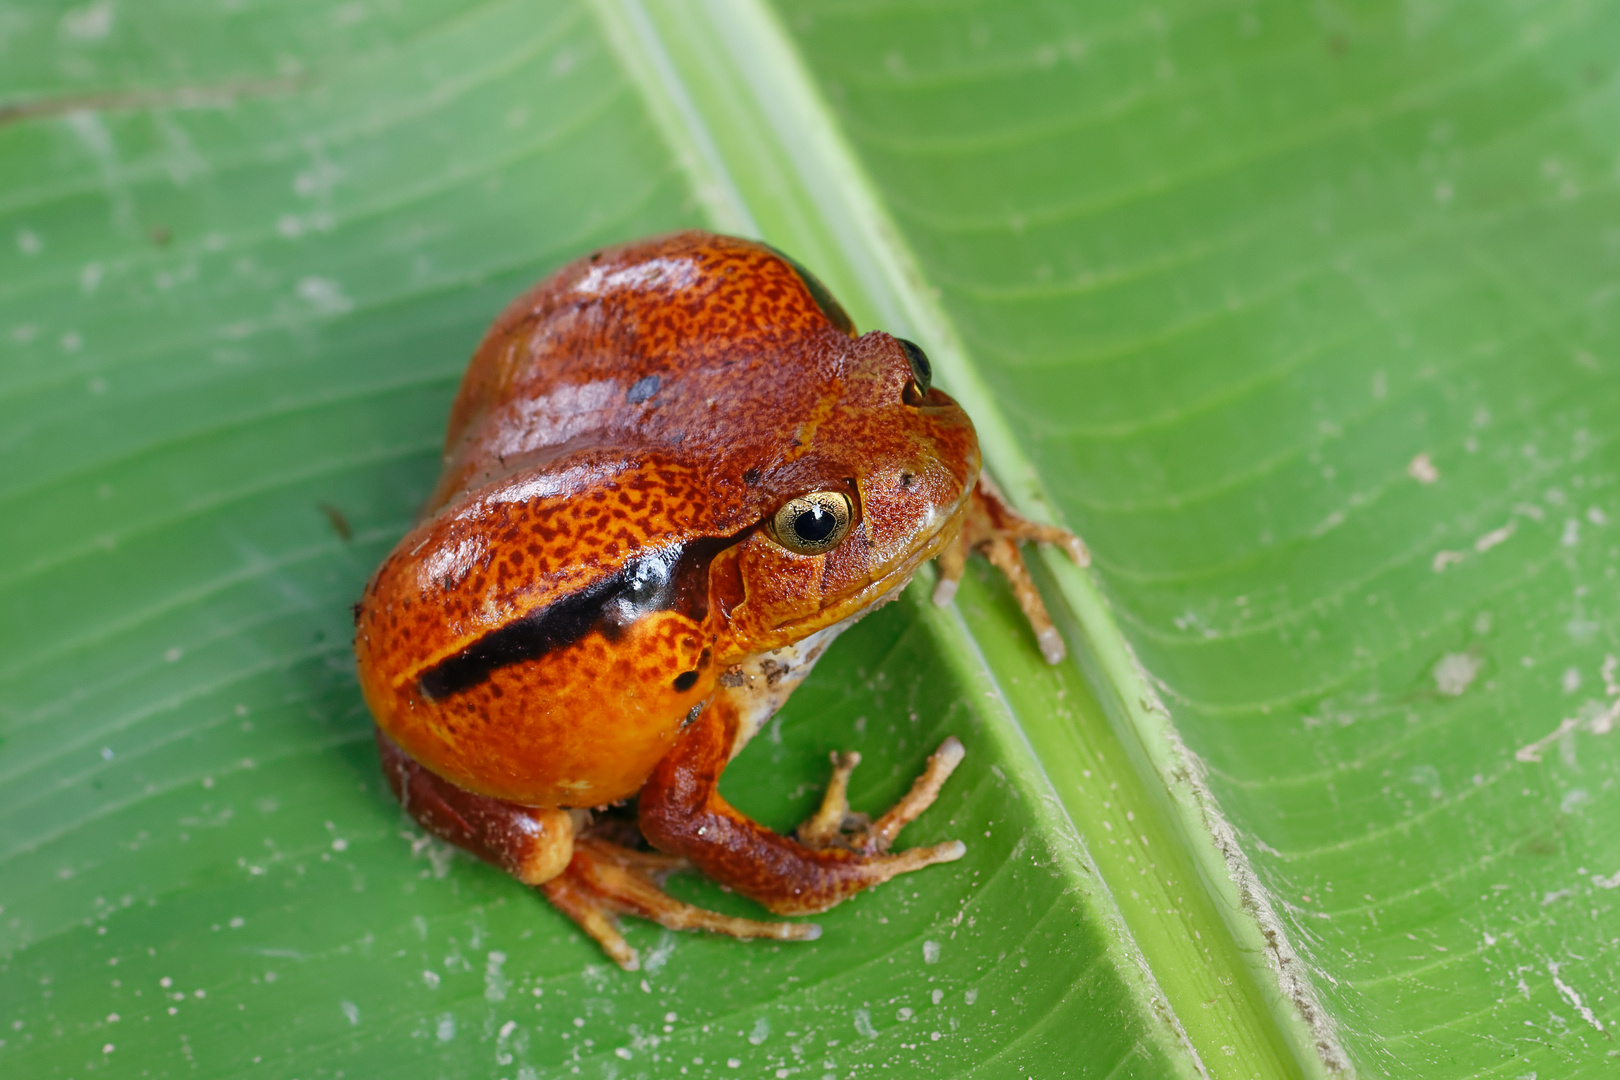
{"left": 3, "top": 1, "right": 1617, "bottom": 1077}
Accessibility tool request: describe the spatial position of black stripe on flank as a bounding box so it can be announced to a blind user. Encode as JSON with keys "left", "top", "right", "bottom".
{"left": 418, "top": 573, "right": 621, "bottom": 701}
{"left": 416, "top": 536, "right": 735, "bottom": 701}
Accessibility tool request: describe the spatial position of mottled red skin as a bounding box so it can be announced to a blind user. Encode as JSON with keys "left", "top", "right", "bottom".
{"left": 354, "top": 232, "right": 980, "bottom": 810}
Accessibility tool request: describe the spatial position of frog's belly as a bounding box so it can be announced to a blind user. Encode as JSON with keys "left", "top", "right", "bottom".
{"left": 364, "top": 609, "right": 710, "bottom": 808}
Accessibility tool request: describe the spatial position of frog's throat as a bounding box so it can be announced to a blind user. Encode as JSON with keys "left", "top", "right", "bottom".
{"left": 716, "top": 615, "right": 862, "bottom": 760}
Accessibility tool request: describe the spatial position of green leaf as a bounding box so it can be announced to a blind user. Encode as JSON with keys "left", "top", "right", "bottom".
{"left": 4, "top": 2, "right": 1615, "bottom": 1079}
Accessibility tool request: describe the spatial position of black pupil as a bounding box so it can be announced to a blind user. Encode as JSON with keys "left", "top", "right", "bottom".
{"left": 792, "top": 505, "right": 838, "bottom": 544}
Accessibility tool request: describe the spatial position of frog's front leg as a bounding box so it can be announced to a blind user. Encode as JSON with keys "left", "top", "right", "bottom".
{"left": 638, "top": 698, "right": 966, "bottom": 916}
{"left": 933, "top": 474, "right": 1090, "bottom": 664}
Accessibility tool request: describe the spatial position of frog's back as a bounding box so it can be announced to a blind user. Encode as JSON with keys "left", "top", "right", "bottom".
{"left": 426, "top": 231, "right": 856, "bottom": 516}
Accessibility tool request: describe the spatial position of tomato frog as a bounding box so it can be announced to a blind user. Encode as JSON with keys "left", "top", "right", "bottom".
{"left": 353, "top": 232, "right": 1086, "bottom": 969}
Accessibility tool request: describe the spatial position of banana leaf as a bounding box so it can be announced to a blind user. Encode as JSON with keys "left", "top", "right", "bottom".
{"left": 3, "top": 1, "right": 1615, "bottom": 1077}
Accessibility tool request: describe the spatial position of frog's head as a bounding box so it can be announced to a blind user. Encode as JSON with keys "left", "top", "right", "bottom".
{"left": 706, "top": 320, "right": 982, "bottom": 659}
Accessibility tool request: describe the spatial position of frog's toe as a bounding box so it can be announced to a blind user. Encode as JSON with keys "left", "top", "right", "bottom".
{"left": 540, "top": 836, "right": 819, "bottom": 970}
{"left": 867, "top": 736, "right": 965, "bottom": 853}
{"left": 796, "top": 750, "right": 864, "bottom": 849}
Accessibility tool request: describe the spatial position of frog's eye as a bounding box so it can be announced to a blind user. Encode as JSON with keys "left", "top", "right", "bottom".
{"left": 897, "top": 338, "right": 932, "bottom": 400}
{"left": 768, "top": 491, "right": 854, "bottom": 555}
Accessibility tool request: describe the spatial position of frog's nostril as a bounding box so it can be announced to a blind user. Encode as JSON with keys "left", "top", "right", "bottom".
{"left": 672, "top": 670, "right": 699, "bottom": 692}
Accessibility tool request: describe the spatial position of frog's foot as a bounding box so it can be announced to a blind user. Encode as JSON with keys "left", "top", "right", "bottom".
{"left": 540, "top": 836, "right": 819, "bottom": 971}
{"left": 933, "top": 475, "right": 1088, "bottom": 664}
{"left": 796, "top": 738, "right": 965, "bottom": 855}
{"left": 640, "top": 701, "right": 967, "bottom": 917}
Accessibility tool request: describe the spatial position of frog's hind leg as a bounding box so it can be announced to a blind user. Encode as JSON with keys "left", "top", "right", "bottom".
{"left": 639, "top": 701, "right": 967, "bottom": 917}
{"left": 934, "top": 475, "right": 1088, "bottom": 664}
{"left": 541, "top": 837, "right": 819, "bottom": 971}
{"left": 377, "top": 728, "right": 811, "bottom": 970}
{"left": 376, "top": 728, "right": 576, "bottom": 885}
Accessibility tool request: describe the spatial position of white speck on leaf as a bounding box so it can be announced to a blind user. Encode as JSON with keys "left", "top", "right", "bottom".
{"left": 1432, "top": 549, "right": 1465, "bottom": 572}
{"left": 1517, "top": 718, "right": 1580, "bottom": 762}
{"left": 1408, "top": 453, "right": 1439, "bottom": 483}
{"left": 484, "top": 951, "right": 508, "bottom": 1003}
{"left": 1548, "top": 962, "right": 1605, "bottom": 1032}
{"left": 61, "top": 1, "right": 114, "bottom": 40}
{"left": 1433, "top": 653, "right": 1482, "bottom": 696}
{"left": 1474, "top": 522, "right": 1515, "bottom": 553}
{"left": 297, "top": 277, "right": 352, "bottom": 315}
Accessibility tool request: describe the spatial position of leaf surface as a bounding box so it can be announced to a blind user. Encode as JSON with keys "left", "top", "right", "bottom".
{"left": 5, "top": 1, "right": 1616, "bottom": 1078}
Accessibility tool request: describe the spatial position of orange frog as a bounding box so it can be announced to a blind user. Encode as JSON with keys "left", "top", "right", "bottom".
{"left": 354, "top": 232, "right": 1086, "bottom": 969}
